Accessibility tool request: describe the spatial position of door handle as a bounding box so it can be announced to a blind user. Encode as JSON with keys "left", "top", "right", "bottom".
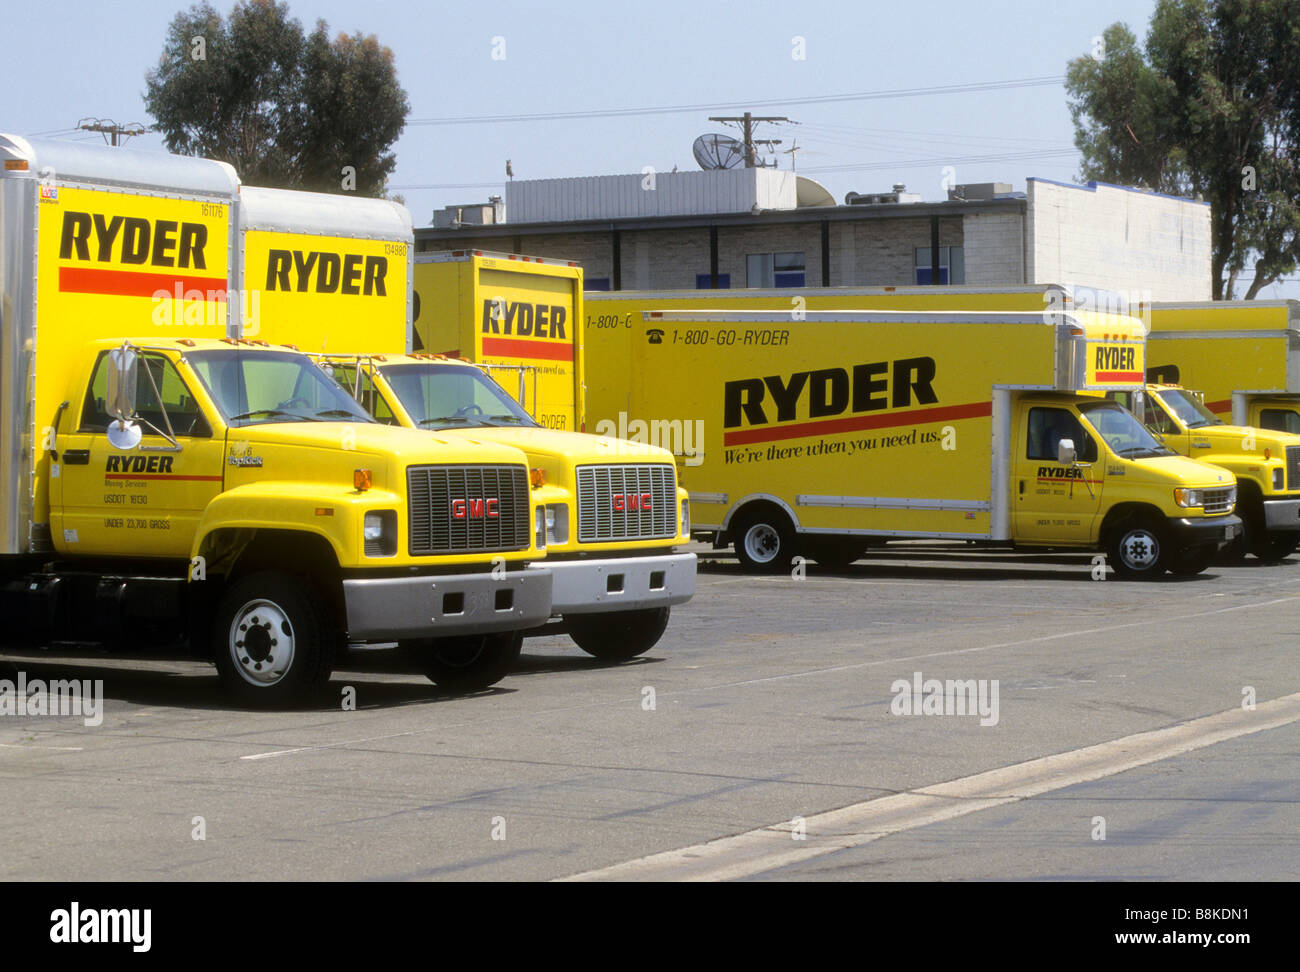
{"left": 1018, "top": 480, "right": 1025, "bottom": 495}
{"left": 63, "top": 449, "right": 90, "bottom": 465}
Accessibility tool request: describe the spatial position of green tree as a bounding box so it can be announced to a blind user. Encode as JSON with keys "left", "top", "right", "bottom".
{"left": 144, "top": 0, "right": 409, "bottom": 197}
{"left": 1066, "top": 0, "right": 1300, "bottom": 299}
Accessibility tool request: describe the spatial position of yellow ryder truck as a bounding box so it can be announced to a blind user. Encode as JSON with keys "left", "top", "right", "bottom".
{"left": 239, "top": 200, "right": 694, "bottom": 659}
{"left": 0, "top": 134, "right": 552, "bottom": 704}
{"left": 626, "top": 308, "right": 1239, "bottom": 578}
{"left": 586, "top": 284, "right": 1083, "bottom": 458}
{"left": 317, "top": 353, "right": 695, "bottom": 659}
{"left": 1128, "top": 299, "right": 1300, "bottom": 559}
{"left": 413, "top": 249, "right": 585, "bottom": 432}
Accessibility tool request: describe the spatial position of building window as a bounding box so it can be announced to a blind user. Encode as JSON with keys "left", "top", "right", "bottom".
{"left": 914, "top": 246, "right": 965, "bottom": 285}
{"left": 747, "top": 252, "right": 805, "bottom": 288}
{"left": 696, "top": 273, "right": 731, "bottom": 289}
{"left": 585, "top": 278, "right": 611, "bottom": 292}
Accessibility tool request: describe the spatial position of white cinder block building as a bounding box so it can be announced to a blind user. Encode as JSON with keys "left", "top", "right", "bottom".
{"left": 417, "top": 170, "right": 1211, "bottom": 301}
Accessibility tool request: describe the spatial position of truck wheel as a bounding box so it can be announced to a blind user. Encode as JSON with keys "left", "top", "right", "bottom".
{"left": 1106, "top": 518, "right": 1169, "bottom": 579}
{"left": 565, "top": 607, "right": 671, "bottom": 661}
{"left": 1255, "top": 533, "right": 1299, "bottom": 563}
{"left": 732, "top": 508, "right": 796, "bottom": 573}
{"left": 1168, "top": 545, "right": 1215, "bottom": 576}
{"left": 417, "top": 631, "right": 521, "bottom": 692}
{"left": 212, "top": 572, "right": 335, "bottom": 706}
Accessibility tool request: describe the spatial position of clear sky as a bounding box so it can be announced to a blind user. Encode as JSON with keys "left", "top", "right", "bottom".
{"left": 3, "top": 0, "right": 1293, "bottom": 298}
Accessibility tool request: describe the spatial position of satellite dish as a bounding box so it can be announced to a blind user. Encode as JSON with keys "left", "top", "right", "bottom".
{"left": 106, "top": 419, "right": 142, "bottom": 451}
{"left": 693, "top": 134, "right": 745, "bottom": 170}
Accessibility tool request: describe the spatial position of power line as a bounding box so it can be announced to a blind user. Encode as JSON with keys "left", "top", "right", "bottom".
{"left": 406, "top": 76, "right": 1065, "bottom": 127}
{"left": 77, "top": 118, "right": 148, "bottom": 146}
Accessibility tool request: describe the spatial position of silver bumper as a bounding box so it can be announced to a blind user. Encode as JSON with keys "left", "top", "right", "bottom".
{"left": 342, "top": 567, "right": 553, "bottom": 639}
{"left": 549, "top": 552, "right": 696, "bottom": 615}
{"left": 1263, "top": 498, "right": 1300, "bottom": 531}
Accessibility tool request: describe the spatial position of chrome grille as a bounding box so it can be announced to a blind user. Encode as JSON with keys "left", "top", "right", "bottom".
{"left": 1288, "top": 446, "right": 1300, "bottom": 491}
{"left": 407, "top": 465, "right": 530, "bottom": 555}
{"left": 576, "top": 463, "right": 676, "bottom": 543}
{"left": 1202, "top": 487, "right": 1235, "bottom": 515}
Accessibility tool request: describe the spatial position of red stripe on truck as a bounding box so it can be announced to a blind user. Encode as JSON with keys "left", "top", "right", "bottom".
{"left": 481, "top": 336, "right": 573, "bottom": 361}
{"left": 723, "top": 401, "right": 993, "bottom": 447}
{"left": 1095, "top": 371, "right": 1144, "bottom": 382}
{"left": 1205, "top": 399, "right": 1232, "bottom": 414}
{"left": 59, "top": 267, "right": 228, "bottom": 301}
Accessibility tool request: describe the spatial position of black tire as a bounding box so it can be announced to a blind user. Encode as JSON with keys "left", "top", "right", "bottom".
{"left": 731, "top": 507, "right": 797, "bottom": 573}
{"left": 211, "top": 572, "right": 335, "bottom": 706}
{"left": 1220, "top": 495, "right": 1263, "bottom": 563}
{"left": 1168, "top": 545, "right": 1215, "bottom": 576}
{"left": 1254, "top": 532, "right": 1300, "bottom": 563}
{"left": 415, "top": 630, "right": 521, "bottom": 692}
{"left": 565, "top": 607, "right": 671, "bottom": 661}
{"left": 806, "top": 539, "right": 870, "bottom": 569}
{"left": 1106, "top": 517, "right": 1170, "bottom": 579}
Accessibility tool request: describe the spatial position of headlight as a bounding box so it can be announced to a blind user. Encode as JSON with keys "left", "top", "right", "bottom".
{"left": 681, "top": 498, "right": 690, "bottom": 536}
{"left": 363, "top": 510, "right": 396, "bottom": 556}
{"left": 535, "top": 506, "right": 546, "bottom": 550}
{"left": 544, "top": 504, "right": 568, "bottom": 545}
{"left": 1174, "top": 488, "right": 1203, "bottom": 508}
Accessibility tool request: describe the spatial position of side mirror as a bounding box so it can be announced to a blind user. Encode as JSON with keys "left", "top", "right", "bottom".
{"left": 1057, "top": 438, "right": 1077, "bottom": 465}
{"left": 105, "top": 344, "right": 142, "bottom": 450}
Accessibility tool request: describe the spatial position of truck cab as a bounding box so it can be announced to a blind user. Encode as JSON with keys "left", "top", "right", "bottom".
{"left": 1109, "top": 384, "right": 1300, "bottom": 560}
{"left": 1014, "top": 392, "right": 1239, "bottom": 575}
{"left": 316, "top": 352, "right": 695, "bottom": 659}
{"left": 25, "top": 338, "right": 553, "bottom": 702}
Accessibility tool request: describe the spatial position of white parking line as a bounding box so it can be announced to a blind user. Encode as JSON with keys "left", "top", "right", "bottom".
{"left": 561, "top": 691, "right": 1300, "bottom": 881}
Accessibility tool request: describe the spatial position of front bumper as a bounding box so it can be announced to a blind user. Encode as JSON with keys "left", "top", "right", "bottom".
{"left": 1167, "top": 514, "right": 1243, "bottom": 550}
{"left": 342, "top": 567, "right": 553, "bottom": 639}
{"left": 1263, "top": 498, "right": 1300, "bottom": 531}
{"left": 548, "top": 552, "right": 697, "bottom": 615}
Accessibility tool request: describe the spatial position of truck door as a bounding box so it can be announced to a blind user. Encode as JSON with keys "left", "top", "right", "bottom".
{"left": 55, "top": 351, "right": 225, "bottom": 559}
{"left": 1014, "top": 405, "right": 1104, "bottom": 543}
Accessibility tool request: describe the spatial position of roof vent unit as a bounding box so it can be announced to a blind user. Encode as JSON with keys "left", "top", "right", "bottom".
{"left": 844, "top": 185, "right": 922, "bottom": 206}
{"left": 946, "top": 182, "right": 1013, "bottom": 202}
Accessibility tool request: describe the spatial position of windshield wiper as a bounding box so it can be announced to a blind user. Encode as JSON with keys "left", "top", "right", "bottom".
{"left": 228, "top": 408, "right": 304, "bottom": 422}
{"left": 315, "top": 408, "right": 365, "bottom": 419}
{"left": 417, "top": 416, "right": 475, "bottom": 427}
{"left": 482, "top": 414, "right": 530, "bottom": 425}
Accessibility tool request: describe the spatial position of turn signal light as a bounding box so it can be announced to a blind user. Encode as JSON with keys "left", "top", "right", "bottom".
{"left": 530, "top": 467, "right": 546, "bottom": 487}
{"left": 354, "top": 468, "right": 372, "bottom": 491}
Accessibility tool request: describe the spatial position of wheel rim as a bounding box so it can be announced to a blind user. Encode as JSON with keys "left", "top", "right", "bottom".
{"left": 228, "top": 598, "right": 296, "bottom": 687}
{"left": 1119, "top": 529, "right": 1160, "bottom": 570}
{"left": 743, "top": 522, "right": 781, "bottom": 564}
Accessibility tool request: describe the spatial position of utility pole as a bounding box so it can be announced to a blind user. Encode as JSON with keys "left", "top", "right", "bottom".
{"left": 78, "top": 118, "right": 147, "bottom": 146}
{"left": 708, "top": 111, "right": 790, "bottom": 168}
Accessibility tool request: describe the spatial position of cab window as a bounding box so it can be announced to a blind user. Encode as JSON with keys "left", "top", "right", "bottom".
{"left": 1027, "top": 407, "right": 1097, "bottom": 462}
{"left": 1260, "top": 408, "right": 1300, "bottom": 435}
{"left": 80, "top": 352, "right": 210, "bottom": 437}
{"left": 1145, "top": 401, "right": 1180, "bottom": 437}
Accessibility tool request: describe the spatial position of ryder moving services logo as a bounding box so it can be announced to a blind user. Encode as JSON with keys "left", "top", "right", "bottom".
{"left": 721, "top": 355, "right": 988, "bottom": 446}
{"left": 53, "top": 199, "right": 227, "bottom": 301}
{"left": 480, "top": 296, "right": 573, "bottom": 362}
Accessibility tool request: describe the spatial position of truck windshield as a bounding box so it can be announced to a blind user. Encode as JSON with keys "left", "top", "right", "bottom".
{"left": 187, "top": 350, "right": 376, "bottom": 427}
{"left": 1156, "top": 389, "right": 1223, "bottom": 429}
{"left": 379, "top": 364, "right": 538, "bottom": 430}
{"left": 1078, "top": 401, "right": 1174, "bottom": 459}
